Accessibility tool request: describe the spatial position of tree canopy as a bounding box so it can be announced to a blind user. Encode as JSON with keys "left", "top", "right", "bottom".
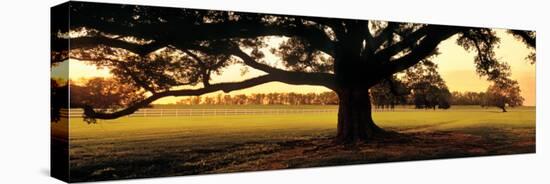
{"left": 51, "top": 2, "right": 535, "bottom": 142}
{"left": 485, "top": 80, "right": 524, "bottom": 112}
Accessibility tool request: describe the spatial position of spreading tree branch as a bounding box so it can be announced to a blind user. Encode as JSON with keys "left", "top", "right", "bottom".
{"left": 374, "top": 25, "right": 433, "bottom": 60}
{"left": 70, "top": 56, "right": 159, "bottom": 93}
{"left": 52, "top": 36, "right": 165, "bottom": 56}
{"left": 82, "top": 49, "right": 336, "bottom": 120}
{"left": 84, "top": 74, "right": 276, "bottom": 119}
{"left": 384, "top": 26, "right": 462, "bottom": 74}
{"left": 509, "top": 30, "right": 536, "bottom": 48}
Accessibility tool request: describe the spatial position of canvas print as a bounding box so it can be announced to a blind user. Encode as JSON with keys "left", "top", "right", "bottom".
{"left": 51, "top": 1, "right": 536, "bottom": 182}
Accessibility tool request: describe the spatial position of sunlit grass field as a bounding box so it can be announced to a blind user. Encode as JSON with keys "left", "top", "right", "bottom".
{"left": 59, "top": 106, "right": 535, "bottom": 181}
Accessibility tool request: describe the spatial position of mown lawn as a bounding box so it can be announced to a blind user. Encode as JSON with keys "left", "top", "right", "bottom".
{"left": 59, "top": 106, "right": 535, "bottom": 182}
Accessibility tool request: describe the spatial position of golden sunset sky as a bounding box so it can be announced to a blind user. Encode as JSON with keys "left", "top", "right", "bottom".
{"left": 56, "top": 29, "right": 535, "bottom": 106}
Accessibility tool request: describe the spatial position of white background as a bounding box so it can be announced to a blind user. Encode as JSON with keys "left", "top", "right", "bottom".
{"left": 0, "top": 0, "right": 547, "bottom": 183}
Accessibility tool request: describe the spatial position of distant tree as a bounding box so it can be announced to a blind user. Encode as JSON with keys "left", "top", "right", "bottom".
{"left": 223, "top": 95, "right": 233, "bottom": 105}
{"left": 437, "top": 88, "right": 452, "bottom": 109}
{"left": 480, "top": 92, "right": 490, "bottom": 108}
{"left": 307, "top": 93, "right": 321, "bottom": 105}
{"left": 190, "top": 96, "right": 202, "bottom": 105}
{"left": 215, "top": 94, "right": 223, "bottom": 105}
{"left": 266, "top": 93, "right": 281, "bottom": 105}
{"left": 176, "top": 98, "right": 190, "bottom": 105}
{"left": 69, "top": 78, "right": 144, "bottom": 123}
{"left": 370, "top": 77, "right": 408, "bottom": 110}
{"left": 233, "top": 94, "right": 248, "bottom": 105}
{"left": 451, "top": 91, "right": 485, "bottom": 105}
{"left": 403, "top": 60, "right": 451, "bottom": 109}
{"left": 70, "top": 78, "right": 144, "bottom": 110}
{"left": 203, "top": 96, "right": 215, "bottom": 105}
{"left": 485, "top": 80, "right": 524, "bottom": 112}
{"left": 249, "top": 93, "right": 265, "bottom": 105}
{"left": 370, "top": 82, "right": 391, "bottom": 109}
{"left": 318, "top": 92, "right": 339, "bottom": 105}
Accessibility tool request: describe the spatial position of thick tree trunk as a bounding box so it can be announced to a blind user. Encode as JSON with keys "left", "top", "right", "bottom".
{"left": 335, "top": 88, "right": 384, "bottom": 143}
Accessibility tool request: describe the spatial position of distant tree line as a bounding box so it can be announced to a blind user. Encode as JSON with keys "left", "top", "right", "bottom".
{"left": 176, "top": 92, "right": 339, "bottom": 105}
{"left": 370, "top": 60, "right": 452, "bottom": 110}
{"left": 69, "top": 78, "right": 145, "bottom": 109}
{"left": 69, "top": 76, "right": 523, "bottom": 112}
{"left": 370, "top": 86, "right": 522, "bottom": 112}
{"left": 369, "top": 60, "right": 523, "bottom": 112}
{"left": 451, "top": 91, "right": 487, "bottom": 105}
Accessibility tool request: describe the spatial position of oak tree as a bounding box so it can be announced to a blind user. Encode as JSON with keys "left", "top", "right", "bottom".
{"left": 403, "top": 60, "right": 451, "bottom": 109}
{"left": 51, "top": 2, "right": 535, "bottom": 143}
{"left": 485, "top": 80, "right": 524, "bottom": 112}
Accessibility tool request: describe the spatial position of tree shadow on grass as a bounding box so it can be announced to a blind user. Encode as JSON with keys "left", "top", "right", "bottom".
{"left": 70, "top": 127, "right": 535, "bottom": 182}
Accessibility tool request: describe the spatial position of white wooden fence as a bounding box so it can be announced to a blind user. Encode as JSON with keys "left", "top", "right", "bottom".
{"left": 63, "top": 108, "right": 338, "bottom": 118}
{"left": 60, "top": 106, "right": 531, "bottom": 118}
